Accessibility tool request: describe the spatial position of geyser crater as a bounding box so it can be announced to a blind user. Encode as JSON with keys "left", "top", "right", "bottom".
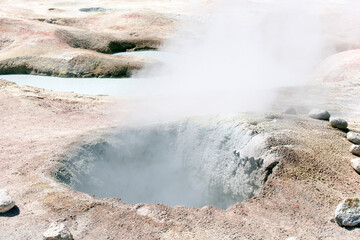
{"left": 55, "top": 116, "right": 276, "bottom": 209}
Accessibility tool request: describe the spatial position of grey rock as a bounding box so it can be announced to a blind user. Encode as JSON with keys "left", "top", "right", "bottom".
{"left": 350, "top": 145, "right": 360, "bottom": 156}
{"left": 79, "top": 7, "right": 109, "bottom": 12}
{"left": 0, "top": 189, "right": 15, "bottom": 213}
{"left": 285, "top": 238, "right": 299, "bottom": 240}
{"left": 43, "top": 222, "right": 73, "bottom": 240}
{"left": 347, "top": 131, "right": 360, "bottom": 144}
{"left": 283, "top": 107, "right": 296, "bottom": 115}
{"left": 350, "top": 158, "right": 360, "bottom": 174}
{"left": 335, "top": 198, "right": 360, "bottom": 227}
{"left": 330, "top": 117, "right": 348, "bottom": 130}
{"left": 308, "top": 109, "right": 330, "bottom": 120}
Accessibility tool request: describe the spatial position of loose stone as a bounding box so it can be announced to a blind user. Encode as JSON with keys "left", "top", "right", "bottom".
{"left": 308, "top": 109, "right": 330, "bottom": 120}
{"left": 43, "top": 222, "right": 73, "bottom": 240}
{"left": 350, "top": 145, "right": 360, "bottom": 156}
{"left": 0, "top": 189, "right": 15, "bottom": 213}
{"left": 329, "top": 117, "right": 348, "bottom": 130}
{"left": 350, "top": 158, "right": 360, "bottom": 174}
{"left": 347, "top": 131, "right": 360, "bottom": 144}
{"left": 335, "top": 198, "right": 360, "bottom": 227}
{"left": 285, "top": 237, "right": 299, "bottom": 240}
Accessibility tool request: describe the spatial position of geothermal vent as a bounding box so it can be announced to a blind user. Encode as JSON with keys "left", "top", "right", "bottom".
{"left": 55, "top": 116, "right": 274, "bottom": 209}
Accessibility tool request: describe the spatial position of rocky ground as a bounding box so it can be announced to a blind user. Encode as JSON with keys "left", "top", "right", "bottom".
{"left": 0, "top": 0, "right": 204, "bottom": 77}
{"left": 0, "top": 77, "right": 359, "bottom": 239}
{"left": 1, "top": 0, "right": 360, "bottom": 239}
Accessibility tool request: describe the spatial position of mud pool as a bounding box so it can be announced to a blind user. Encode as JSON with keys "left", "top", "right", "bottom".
{"left": 55, "top": 115, "right": 275, "bottom": 209}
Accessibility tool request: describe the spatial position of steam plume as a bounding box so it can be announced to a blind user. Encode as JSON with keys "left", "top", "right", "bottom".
{"left": 124, "top": 0, "right": 360, "bottom": 122}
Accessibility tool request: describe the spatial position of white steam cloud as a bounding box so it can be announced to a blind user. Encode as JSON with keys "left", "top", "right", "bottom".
{"left": 124, "top": 0, "right": 360, "bottom": 123}
{"left": 83, "top": 0, "right": 360, "bottom": 208}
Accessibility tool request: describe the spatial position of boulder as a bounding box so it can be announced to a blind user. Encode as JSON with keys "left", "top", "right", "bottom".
{"left": 350, "top": 158, "right": 360, "bottom": 174}
{"left": 329, "top": 117, "right": 348, "bottom": 130}
{"left": 347, "top": 131, "right": 360, "bottom": 144}
{"left": 308, "top": 109, "right": 330, "bottom": 120}
{"left": 0, "top": 189, "right": 15, "bottom": 213}
{"left": 350, "top": 145, "right": 360, "bottom": 156}
{"left": 43, "top": 222, "right": 73, "bottom": 240}
{"left": 335, "top": 198, "right": 360, "bottom": 227}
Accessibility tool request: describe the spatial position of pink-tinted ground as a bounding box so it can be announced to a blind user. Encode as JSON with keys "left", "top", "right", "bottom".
{"left": 0, "top": 78, "right": 359, "bottom": 239}
{"left": 0, "top": 0, "right": 360, "bottom": 239}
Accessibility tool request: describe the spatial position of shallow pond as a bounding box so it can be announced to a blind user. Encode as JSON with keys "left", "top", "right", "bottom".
{"left": 0, "top": 51, "right": 167, "bottom": 96}
{"left": 0, "top": 74, "right": 144, "bottom": 96}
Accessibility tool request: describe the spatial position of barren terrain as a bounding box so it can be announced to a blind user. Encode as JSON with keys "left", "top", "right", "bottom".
{"left": 0, "top": 77, "right": 359, "bottom": 239}
{"left": 0, "top": 0, "right": 204, "bottom": 77}
{"left": 0, "top": 1, "right": 360, "bottom": 240}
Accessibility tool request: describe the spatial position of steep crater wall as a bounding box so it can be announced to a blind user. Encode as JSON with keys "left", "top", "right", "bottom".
{"left": 54, "top": 117, "right": 278, "bottom": 209}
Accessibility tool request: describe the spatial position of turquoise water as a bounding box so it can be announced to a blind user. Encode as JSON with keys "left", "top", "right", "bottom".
{"left": 0, "top": 51, "right": 169, "bottom": 96}
{"left": 0, "top": 74, "right": 144, "bottom": 96}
